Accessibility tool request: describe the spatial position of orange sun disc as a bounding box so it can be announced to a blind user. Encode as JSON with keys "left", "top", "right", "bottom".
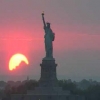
{"left": 9, "top": 53, "right": 29, "bottom": 71}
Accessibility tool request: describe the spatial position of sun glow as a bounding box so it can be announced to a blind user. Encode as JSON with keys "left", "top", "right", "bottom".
{"left": 9, "top": 53, "right": 29, "bottom": 71}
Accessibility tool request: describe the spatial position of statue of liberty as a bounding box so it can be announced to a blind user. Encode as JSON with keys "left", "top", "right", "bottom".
{"left": 41, "top": 12, "right": 55, "bottom": 60}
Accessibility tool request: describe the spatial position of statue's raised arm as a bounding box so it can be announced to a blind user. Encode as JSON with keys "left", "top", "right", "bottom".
{"left": 41, "top": 12, "right": 46, "bottom": 28}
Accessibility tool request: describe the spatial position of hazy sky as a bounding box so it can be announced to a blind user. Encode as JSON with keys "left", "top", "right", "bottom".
{"left": 0, "top": 0, "right": 100, "bottom": 81}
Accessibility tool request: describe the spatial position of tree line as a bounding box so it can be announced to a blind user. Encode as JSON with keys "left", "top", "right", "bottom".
{"left": 2, "top": 79, "right": 100, "bottom": 100}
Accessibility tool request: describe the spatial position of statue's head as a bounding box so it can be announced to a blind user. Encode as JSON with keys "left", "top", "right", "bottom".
{"left": 46, "top": 22, "right": 50, "bottom": 28}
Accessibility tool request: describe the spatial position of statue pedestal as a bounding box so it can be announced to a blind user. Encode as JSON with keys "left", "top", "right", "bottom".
{"left": 43, "top": 57, "right": 55, "bottom": 61}
{"left": 39, "top": 59, "right": 58, "bottom": 87}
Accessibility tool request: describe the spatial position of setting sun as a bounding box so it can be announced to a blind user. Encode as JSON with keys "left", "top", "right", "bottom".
{"left": 9, "top": 53, "right": 29, "bottom": 71}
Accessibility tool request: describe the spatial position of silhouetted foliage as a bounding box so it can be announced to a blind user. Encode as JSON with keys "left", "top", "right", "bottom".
{"left": 3, "top": 79, "right": 100, "bottom": 100}
{"left": 25, "top": 80, "right": 39, "bottom": 90}
{"left": 58, "top": 80, "right": 77, "bottom": 94}
{"left": 6, "top": 80, "right": 39, "bottom": 94}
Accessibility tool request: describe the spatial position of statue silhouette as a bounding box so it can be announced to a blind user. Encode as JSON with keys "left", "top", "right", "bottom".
{"left": 42, "top": 12, "right": 55, "bottom": 60}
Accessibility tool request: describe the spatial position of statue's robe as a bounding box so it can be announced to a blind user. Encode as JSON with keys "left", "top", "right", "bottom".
{"left": 44, "top": 26, "right": 54, "bottom": 58}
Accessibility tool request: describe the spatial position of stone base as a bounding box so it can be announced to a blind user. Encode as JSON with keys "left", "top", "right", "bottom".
{"left": 39, "top": 59, "right": 58, "bottom": 87}
{"left": 43, "top": 57, "right": 55, "bottom": 60}
{"left": 11, "top": 94, "right": 85, "bottom": 100}
{"left": 27, "top": 87, "right": 70, "bottom": 95}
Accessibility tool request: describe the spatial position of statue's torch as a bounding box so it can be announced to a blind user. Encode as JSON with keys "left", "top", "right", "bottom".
{"left": 42, "top": 11, "right": 44, "bottom": 16}
{"left": 41, "top": 11, "right": 46, "bottom": 27}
